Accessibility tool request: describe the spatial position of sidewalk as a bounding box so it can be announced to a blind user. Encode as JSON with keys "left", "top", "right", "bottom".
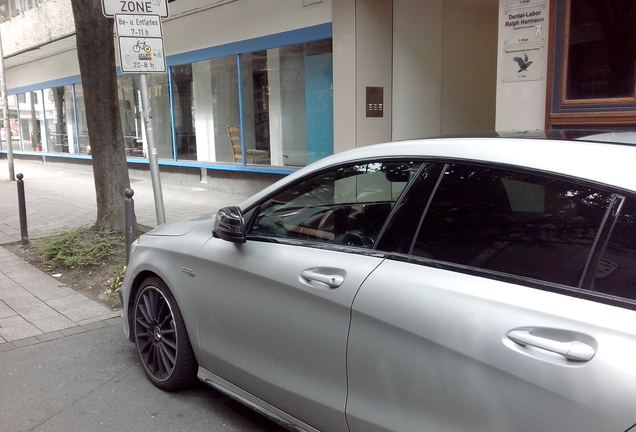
{"left": 0, "top": 160, "right": 249, "bottom": 348}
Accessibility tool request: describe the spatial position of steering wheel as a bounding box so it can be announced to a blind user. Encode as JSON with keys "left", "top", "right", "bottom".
{"left": 317, "top": 207, "right": 375, "bottom": 246}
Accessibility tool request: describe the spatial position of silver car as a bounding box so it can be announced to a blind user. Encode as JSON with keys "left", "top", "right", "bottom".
{"left": 121, "top": 136, "right": 636, "bottom": 432}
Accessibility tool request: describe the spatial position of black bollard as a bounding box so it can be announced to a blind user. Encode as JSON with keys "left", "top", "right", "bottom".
{"left": 16, "top": 173, "right": 28, "bottom": 246}
{"left": 124, "top": 188, "right": 136, "bottom": 264}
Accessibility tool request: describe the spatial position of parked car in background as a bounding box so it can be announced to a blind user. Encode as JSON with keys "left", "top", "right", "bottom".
{"left": 121, "top": 134, "right": 636, "bottom": 432}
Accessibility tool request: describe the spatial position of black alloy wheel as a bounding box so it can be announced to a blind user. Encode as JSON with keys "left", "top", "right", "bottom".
{"left": 133, "top": 277, "right": 197, "bottom": 391}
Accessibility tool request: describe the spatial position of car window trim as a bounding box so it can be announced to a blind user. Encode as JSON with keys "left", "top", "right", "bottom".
{"left": 370, "top": 162, "right": 441, "bottom": 250}
{"left": 406, "top": 163, "right": 448, "bottom": 256}
{"left": 387, "top": 252, "right": 636, "bottom": 311}
{"left": 578, "top": 194, "right": 625, "bottom": 289}
{"left": 245, "top": 234, "right": 390, "bottom": 258}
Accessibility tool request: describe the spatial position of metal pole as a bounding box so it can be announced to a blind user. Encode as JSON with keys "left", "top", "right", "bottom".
{"left": 0, "top": 26, "right": 15, "bottom": 181}
{"left": 139, "top": 73, "right": 166, "bottom": 225}
{"left": 124, "top": 188, "right": 136, "bottom": 264}
{"left": 16, "top": 173, "right": 28, "bottom": 245}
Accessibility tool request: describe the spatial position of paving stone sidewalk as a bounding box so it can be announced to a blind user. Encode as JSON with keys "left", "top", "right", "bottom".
{"left": 0, "top": 160, "right": 250, "bottom": 348}
{"left": 0, "top": 246, "right": 121, "bottom": 348}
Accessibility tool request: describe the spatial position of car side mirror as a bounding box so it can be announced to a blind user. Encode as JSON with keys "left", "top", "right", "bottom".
{"left": 213, "top": 206, "right": 247, "bottom": 243}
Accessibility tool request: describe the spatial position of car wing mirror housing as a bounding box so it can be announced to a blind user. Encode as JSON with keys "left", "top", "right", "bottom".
{"left": 213, "top": 206, "right": 247, "bottom": 243}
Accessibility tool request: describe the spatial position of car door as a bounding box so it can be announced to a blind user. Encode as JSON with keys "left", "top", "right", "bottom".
{"left": 194, "top": 161, "right": 421, "bottom": 432}
{"left": 346, "top": 162, "right": 636, "bottom": 432}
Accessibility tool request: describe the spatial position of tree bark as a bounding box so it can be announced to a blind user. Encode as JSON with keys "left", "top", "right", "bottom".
{"left": 70, "top": 0, "right": 130, "bottom": 233}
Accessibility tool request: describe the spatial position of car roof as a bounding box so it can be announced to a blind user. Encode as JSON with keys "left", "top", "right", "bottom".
{"left": 241, "top": 137, "right": 636, "bottom": 209}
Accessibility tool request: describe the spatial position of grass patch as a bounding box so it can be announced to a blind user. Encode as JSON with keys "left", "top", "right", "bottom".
{"left": 105, "top": 264, "right": 127, "bottom": 298}
{"left": 38, "top": 226, "right": 125, "bottom": 270}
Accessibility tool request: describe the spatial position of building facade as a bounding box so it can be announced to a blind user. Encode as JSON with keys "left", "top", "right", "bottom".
{"left": 0, "top": 0, "right": 633, "bottom": 194}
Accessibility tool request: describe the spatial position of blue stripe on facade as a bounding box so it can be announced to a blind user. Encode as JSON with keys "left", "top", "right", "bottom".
{"left": 8, "top": 75, "right": 82, "bottom": 96}
{"left": 167, "top": 23, "right": 332, "bottom": 66}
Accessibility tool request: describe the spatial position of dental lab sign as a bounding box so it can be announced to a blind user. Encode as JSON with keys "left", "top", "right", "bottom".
{"left": 102, "top": 0, "right": 169, "bottom": 18}
{"left": 500, "top": 1, "right": 547, "bottom": 83}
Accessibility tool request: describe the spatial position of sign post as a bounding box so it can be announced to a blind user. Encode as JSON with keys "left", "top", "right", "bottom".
{"left": 102, "top": 0, "right": 169, "bottom": 225}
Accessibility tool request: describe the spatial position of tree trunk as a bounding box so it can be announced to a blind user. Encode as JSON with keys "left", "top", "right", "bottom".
{"left": 70, "top": 0, "right": 130, "bottom": 233}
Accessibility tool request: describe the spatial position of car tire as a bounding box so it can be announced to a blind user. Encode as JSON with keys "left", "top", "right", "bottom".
{"left": 133, "top": 277, "right": 198, "bottom": 391}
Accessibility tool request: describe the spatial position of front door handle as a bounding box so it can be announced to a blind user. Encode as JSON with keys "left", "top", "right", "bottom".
{"left": 300, "top": 269, "right": 344, "bottom": 289}
{"left": 507, "top": 329, "right": 596, "bottom": 362}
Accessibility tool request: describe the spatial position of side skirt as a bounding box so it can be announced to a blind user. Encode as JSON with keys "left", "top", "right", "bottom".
{"left": 197, "top": 367, "right": 322, "bottom": 432}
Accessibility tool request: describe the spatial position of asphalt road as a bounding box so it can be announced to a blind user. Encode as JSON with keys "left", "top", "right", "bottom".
{"left": 0, "top": 324, "right": 287, "bottom": 432}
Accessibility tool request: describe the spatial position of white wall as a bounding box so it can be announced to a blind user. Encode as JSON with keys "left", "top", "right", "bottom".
{"left": 163, "top": 0, "right": 332, "bottom": 55}
{"left": 6, "top": 49, "right": 80, "bottom": 90}
{"left": 332, "top": 0, "right": 357, "bottom": 153}
{"left": 333, "top": 0, "right": 393, "bottom": 151}
{"left": 392, "top": 0, "right": 497, "bottom": 141}
{"left": 354, "top": 0, "right": 393, "bottom": 147}
{"left": 441, "top": 2, "right": 497, "bottom": 134}
{"left": 393, "top": 0, "right": 443, "bottom": 140}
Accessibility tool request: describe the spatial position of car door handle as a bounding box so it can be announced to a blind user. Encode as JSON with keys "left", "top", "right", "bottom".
{"left": 300, "top": 269, "right": 344, "bottom": 288}
{"left": 507, "top": 329, "right": 596, "bottom": 362}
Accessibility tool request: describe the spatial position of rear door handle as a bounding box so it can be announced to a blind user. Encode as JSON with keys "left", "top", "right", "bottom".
{"left": 300, "top": 269, "right": 344, "bottom": 289}
{"left": 507, "top": 329, "right": 596, "bottom": 362}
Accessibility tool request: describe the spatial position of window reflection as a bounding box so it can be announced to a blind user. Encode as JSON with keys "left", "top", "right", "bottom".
{"left": 597, "top": 199, "right": 636, "bottom": 301}
{"left": 251, "top": 161, "right": 420, "bottom": 247}
{"left": 411, "top": 164, "right": 613, "bottom": 287}
{"left": 566, "top": 0, "right": 636, "bottom": 100}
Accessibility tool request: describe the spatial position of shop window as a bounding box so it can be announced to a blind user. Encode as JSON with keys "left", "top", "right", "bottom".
{"left": 171, "top": 64, "right": 195, "bottom": 161}
{"left": 43, "top": 86, "right": 71, "bottom": 154}
{"left": 19, "top": 91, "right": 44, "bottom": 152}
{"left": 147, "top": 72, "right": 172, "bottom": 159}
{"left": 241, "top": 39, "right": 333, "bottom": 167}
{"left": 549, "top": 0, "right": 636, "bottom": 127}
{"left": 163, "top": 38, "right": 332, "bottom": 168}
{"left": 74, "top": 84, "right": 91, "bottom": 155}
{"left": 0, "top": 95, "right": 19, "bottom": 152}
{"left": 118, "top": 75, "right": 144, "bottom": 158}
{"left": 119, "top": 73, "right": 172, "bottom": 159}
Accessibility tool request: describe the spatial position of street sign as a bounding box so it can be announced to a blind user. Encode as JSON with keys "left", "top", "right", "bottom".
{"left": 102, "top": 0, "right": 169, "bottom": 18}
{"left": 118, "top": 36, "right": 166, "bottom": 73}
{"left": 116, "top": 14, "right": 166, "bottom": 73}
{"left": 116, "top": 14, "right": 162, "bottom": 38}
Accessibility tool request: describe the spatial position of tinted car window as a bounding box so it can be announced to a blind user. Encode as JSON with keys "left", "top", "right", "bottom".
{"left": 409, "top": 164, "right": 614, "bottom": 287}
{"left": 250, "top": 161, "right": 421, "bottom": 247}
{"left": 595, "top": 198, "right": 636, "bottom": 300}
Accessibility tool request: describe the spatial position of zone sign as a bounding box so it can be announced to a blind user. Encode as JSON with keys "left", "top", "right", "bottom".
{"left": 102, "top": 0, "right": 169, "bottom": 18}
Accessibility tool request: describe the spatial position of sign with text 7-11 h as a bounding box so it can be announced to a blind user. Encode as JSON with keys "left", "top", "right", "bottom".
{"left": 119, "top": 36, "right": 166, "bottom": 73}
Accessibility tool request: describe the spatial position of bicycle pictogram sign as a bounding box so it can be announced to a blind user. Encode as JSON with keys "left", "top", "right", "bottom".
{"left": 132, "top": 40, "right": 152, "bottom": 53}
